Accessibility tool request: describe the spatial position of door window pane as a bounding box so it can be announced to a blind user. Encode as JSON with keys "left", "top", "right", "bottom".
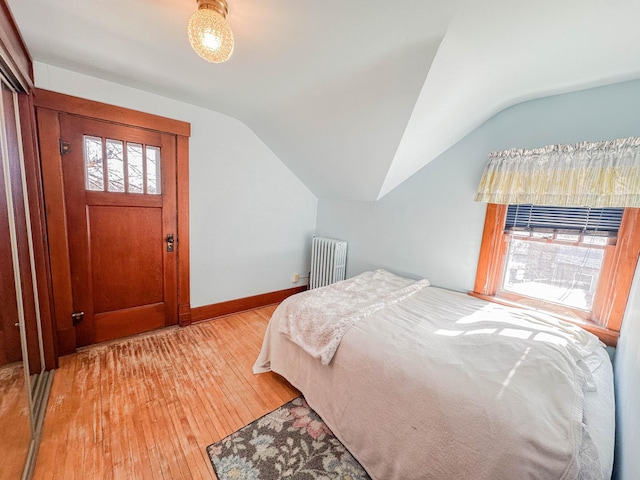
{"left": 146, "top": 146, "right": 161, "bottom": 195}
{"left": 84, "top": 136, "right": 104, "bottom": 191}
{"left": 83, "top": 138, "right": 161, "bottom": 196}
{"left": 127, "top": 143, "right": 143, "bottom": 194}
{"left": 106, "top": 139, "right": 124, "bottom": 192}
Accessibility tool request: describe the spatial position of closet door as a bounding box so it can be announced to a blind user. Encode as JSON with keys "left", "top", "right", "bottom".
{"left": 0, "top": 111, "right": 22, "bottom": 365}
{"left": 0, "top": 78, "right": 38, "bottom": 479}
{"left": 1, "top": 81, "right": 43, "bottom": 374}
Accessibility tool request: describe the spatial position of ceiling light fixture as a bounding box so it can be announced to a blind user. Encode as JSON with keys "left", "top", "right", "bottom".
{"left": 188, "top": 0, "right": 234, "bottom": 63}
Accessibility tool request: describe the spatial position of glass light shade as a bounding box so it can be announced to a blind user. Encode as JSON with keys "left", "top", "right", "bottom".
{"left": 188, "top": 8, "right": 234, "bottom": 63}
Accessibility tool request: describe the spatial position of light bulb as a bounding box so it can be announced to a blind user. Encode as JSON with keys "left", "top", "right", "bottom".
{"left": 188, "top": 7, "right": 234, "bottom": 63}
{"left": 202, "top": 31, "right": 223, "bottom": 50}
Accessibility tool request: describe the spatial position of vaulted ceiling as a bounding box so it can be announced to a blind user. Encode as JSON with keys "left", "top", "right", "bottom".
{"left": 8, "top": 0, "right": 640, "bottom": 200}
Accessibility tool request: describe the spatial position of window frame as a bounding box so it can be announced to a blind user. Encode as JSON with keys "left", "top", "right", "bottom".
{"left": 471, "top": 204, "right": 640, "bottom": 346}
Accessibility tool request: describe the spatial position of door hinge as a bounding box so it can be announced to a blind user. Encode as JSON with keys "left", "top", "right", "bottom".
{"left": 71, "top": 311, "right": 85, "bottom": 325}
{"left": 59, "top": 139, "right": 71, "bottom": 156}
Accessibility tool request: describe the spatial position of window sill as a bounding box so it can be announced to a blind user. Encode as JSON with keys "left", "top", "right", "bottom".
{"left": 467, "top": 291, "right": 619, "bottom": 347}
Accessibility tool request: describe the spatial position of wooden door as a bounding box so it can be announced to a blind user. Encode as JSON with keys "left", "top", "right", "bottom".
{"left": 0, "top": 81, "right": 41, "bottom": 371}
{"left": 59, "top": 114, "right": 178, "bottom": 346}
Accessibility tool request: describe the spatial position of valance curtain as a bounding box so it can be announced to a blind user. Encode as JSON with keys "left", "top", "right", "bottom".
{"left": 475, "top": 137, "right": 640, "bottom": 207}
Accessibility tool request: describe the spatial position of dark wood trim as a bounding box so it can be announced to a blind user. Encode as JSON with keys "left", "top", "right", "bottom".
{"left": 594, "top": 208, "right": 640, "bottom": 331}
{"left": 468, "top": 291, "right": 619, "bottom": 347}
{"left": 473, "top": 203, "right": 508, "bottom": 296}
{"left": 33, "top": 89, "right": 191, "bottom": 137}
{"left": 0, "top": 1, "right": 33, "bottom": 91}
{"left": 18, "top": 93, "right": 58, "bottom": 369}
{"left": 179, "top": 304, "right": 192, "bottom": 328}
{"left": 177, "top": 135, "right": 191, "bottom": 326}
{"left": 36, "top": 108, "right": 76, "bottom": 356}
{"left": 191, "top": 286, "right": 307, "bottom": 323}
{"left": 85, "top": 191, "right": 164, "bottom": 207}
{"left": 55, "top": 327, "right": 76, "bottom": 356}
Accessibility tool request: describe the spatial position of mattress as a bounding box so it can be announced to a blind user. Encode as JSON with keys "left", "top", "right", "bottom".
{"left": 255, "top": 274, "right": 615, "bottom": 480}
{"left": 583, "top": 346, "right": 615, "bottom": 479}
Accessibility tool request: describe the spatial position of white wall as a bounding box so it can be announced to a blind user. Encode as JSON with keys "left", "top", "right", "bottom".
{"left": 317, "top": 79, "right": 640, "bottom": 291}
{"left": 34, "top": 63, "right": 318, "bottom": 307}
{"left": 614, "top": 261, "right": 640, "bottom": 480}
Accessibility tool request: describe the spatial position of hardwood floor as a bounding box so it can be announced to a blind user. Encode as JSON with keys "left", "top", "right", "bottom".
{"left": 31, "top": 305, "right": 299, "bottom": 480}
{"left": 0, "top": 362, "right": 32, "bottom": 480}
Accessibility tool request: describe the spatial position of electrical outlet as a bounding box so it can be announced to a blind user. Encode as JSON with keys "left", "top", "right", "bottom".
{"left": 292, "top": 273, "right": 299, "bottom": 283}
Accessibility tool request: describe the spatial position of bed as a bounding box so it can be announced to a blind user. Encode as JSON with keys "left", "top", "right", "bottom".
{"left": 254, "top": 269, "right": 615, "bottom": 480}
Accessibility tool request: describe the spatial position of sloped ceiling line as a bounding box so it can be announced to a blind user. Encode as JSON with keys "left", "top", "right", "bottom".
{"left": 8, "top": 0, "right": 640, "bottom": 201}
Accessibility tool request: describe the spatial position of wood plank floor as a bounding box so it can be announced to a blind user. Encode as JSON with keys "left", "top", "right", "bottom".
{"left": 0, "top": 362, "right": 32, "bottom": 480}
{"left": 31, "top": 305, "right": 299, "bottom": 480}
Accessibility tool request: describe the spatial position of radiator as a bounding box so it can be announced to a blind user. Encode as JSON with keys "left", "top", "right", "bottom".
{"left": 310, "top": 236, "right": 348, "bottom": 289}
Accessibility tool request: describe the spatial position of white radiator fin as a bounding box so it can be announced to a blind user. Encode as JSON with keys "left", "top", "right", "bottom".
{"left": 310, "top": 237, "right": 347, "bottom": 289}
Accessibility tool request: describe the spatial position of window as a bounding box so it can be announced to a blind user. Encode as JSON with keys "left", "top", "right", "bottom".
{"left": 502, "top": 236, "right": 605, "bottom": 311}
{"left": 473, "top": 204, "right": 640, "bottom": 344}
{"left": 84, "top": 136, "right": 161, "bottom": 194}
{"left": 500, "top": 204, "right": 622, "bottom": 312}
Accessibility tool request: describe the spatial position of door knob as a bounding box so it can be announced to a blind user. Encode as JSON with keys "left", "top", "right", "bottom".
{"left": 166, "top": 234, "right": 175, "bottom": 252}
{"left": 71, "top": 311, "right": 85, "bottom": 325}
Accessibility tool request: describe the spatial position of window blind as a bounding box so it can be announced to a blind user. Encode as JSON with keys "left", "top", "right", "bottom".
{"left": 504, "top": 204, "right": 624, "bottom": 236}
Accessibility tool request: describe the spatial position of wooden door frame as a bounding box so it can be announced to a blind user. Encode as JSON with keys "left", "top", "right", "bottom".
{"left": 34, "top": 89, "right": 191, "bottom": 355}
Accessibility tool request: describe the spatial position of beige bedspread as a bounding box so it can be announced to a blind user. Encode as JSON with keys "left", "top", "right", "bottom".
{"left": 254, "top": 271, "right": 611, "bottom": 480}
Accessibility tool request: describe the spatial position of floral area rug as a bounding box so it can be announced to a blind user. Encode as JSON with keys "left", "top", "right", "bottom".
{"left": 207, "top": 396, "right": 371, "bottom": 479}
